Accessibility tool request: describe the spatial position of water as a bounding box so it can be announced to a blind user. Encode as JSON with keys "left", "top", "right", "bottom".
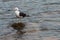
{"left": 0, "top": 0, "right": 60, "bottom": 40}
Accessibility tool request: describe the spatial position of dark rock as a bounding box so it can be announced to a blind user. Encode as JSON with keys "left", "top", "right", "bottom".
{"left": 11, "top": 22, "right": 25, "bottom": 31}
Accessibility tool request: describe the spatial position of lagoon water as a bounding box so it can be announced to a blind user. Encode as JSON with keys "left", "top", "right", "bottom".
{"left": 0, "top": 0, "right": 60, "bottom": 40}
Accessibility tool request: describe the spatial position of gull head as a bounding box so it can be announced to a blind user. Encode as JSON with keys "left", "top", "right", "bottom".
{"left": 13, "top": 7, "right": 19, "bottom": 11}
{"left": 13, "top": 7, "right": 20, "bottom": 17}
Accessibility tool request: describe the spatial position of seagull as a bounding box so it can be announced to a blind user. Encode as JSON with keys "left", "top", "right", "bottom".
{"left": 13, "top": 7, "right": 30, "bottom": 18}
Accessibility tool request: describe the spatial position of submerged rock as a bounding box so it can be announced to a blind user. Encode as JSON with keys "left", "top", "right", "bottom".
{"left": 11, "top": 22, "right": 25, "bottom": 31}
{"left": 8, "top": 22, "right": 26, "bottom": 38}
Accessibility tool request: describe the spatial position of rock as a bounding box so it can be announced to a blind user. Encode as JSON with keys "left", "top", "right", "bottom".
{"left": 11, "top": 22, "right": 25, "bottom": 31}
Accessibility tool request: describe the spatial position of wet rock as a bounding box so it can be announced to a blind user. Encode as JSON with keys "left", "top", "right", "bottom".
{"left": 9, "top": 22, "right": 26, "bottom": 38}
{"left": 11, "top": 22, "right": 25, "bottom": 31}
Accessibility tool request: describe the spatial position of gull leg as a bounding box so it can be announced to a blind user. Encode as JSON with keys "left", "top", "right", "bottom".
{"left": 16, "top": 16, "right": 23, "bottom": 22}
{"left": 19, "top": 18, "right": 21, "bottom": 22}
{"left": 17, "top": 18, "right": 19, "bottom": 22}
{"left": 19, "top": 16, "right": 23, "bottom": 22}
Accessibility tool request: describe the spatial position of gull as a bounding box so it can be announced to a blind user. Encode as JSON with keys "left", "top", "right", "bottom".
{"left": 14, "top": 7, "right": 30, "bottom": 18}
{"left": 7, "top": 7, "right": 30, "bottom": 22}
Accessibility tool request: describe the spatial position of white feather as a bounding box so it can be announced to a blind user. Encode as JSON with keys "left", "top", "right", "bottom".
{"left": 14, "top": 7, "right": 20, "bottom": 17}
{"left": 15, "top": 10, "right": 20, "bottom": 17}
